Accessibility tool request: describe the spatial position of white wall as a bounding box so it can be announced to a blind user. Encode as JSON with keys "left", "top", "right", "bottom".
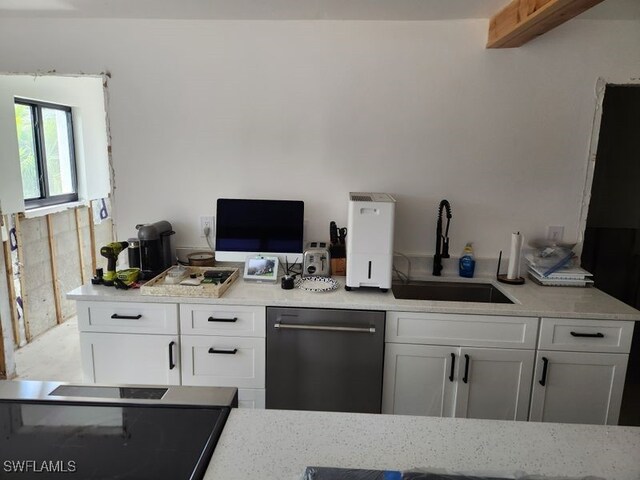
{"left": 0, "top": 19, "right": 638, "bottom": 257}
{"left": 0, "top": 74, "right": 110, "bottom": 213}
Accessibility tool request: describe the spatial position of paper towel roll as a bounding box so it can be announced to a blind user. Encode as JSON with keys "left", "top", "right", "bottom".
{"left": 507, "top": 232, "right": 523, "bottom": 280}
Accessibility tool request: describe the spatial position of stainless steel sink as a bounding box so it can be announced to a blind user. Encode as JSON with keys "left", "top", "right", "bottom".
{"left": 392, "top": 280, "right": 514, "bottom": 304}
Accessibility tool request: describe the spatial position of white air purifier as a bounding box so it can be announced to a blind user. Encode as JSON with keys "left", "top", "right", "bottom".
{"left": 345, "top": 192, "right": 396, "bottom": 291}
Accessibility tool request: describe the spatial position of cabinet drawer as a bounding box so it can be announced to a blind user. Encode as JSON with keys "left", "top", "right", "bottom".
{"left": 538, "top": 318, "right": 634, "bottom": 353}
{"left": 77, "top": 301, "right": 178, "bottom": 334}
{"left": 180, "top": 304, "right": 265, "bottom": 337}
{"left": 386, "top": 311, "right": 538, "bottom": 349}
{"left": 180, "top": 336, "right": 265, "bottom": 388}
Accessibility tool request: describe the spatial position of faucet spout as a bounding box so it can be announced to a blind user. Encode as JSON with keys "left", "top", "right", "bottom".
{"left": 433, "top": 199, "right": 452, "bottom": 276}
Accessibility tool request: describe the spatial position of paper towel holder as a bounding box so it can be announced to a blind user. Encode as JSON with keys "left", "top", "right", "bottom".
{"left": 496, "top": 250, "right": 525, "bottom": 285}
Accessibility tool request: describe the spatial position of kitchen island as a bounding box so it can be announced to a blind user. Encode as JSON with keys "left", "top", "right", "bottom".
{"left": 205, "top": 408, "right": 640, "bottom": 480}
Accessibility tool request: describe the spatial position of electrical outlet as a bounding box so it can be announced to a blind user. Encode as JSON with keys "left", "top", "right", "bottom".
{"left": 547, "top": 225, "right": 564, "bottom": 243}
{"left": 200, "top": 216, "right": 214, "bottom": 238}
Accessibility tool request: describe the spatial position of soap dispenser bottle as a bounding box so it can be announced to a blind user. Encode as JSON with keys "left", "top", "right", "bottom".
{"left": 459, "top": 242, "right": 476, "bottom": 278}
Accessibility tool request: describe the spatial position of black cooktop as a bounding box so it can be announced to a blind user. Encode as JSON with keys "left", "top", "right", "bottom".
{"left": 0, "top": 399, "right": 229, "bottom": 479}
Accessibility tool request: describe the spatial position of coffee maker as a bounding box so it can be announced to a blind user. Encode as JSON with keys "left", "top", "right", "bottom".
{"left": 135, "top": 221, "right": 175, "bottom": 280}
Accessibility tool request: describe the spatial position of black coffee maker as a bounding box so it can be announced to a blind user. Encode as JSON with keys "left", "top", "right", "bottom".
{"left": 134, "top": 221, "right": 175, "bottom": 280}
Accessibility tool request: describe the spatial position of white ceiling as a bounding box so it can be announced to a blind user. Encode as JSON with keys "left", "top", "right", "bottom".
{"left": 0, "top": 0, "right": 638, "bottom": 20}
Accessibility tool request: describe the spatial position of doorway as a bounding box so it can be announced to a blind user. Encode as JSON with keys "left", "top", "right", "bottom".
{"left": 580, "top": 84, "right": 640, "bottom": 426}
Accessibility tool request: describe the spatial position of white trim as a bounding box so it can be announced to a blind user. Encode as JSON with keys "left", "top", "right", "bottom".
{"left": 23, "top": 200, "right": 88, "bottom": 218}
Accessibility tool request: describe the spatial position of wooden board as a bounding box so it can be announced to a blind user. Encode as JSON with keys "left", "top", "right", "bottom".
{"left": 46, "top": 214, "right": 63, "bottom": 325}
{"left": 141, "top": 266, "right": 239, "bottom": 298}
{"left": 2, "top": 215, "right": 19, "bottom": 346}
{"left": 14, "top": 214, "right": 30, "bottom": 342}
{"left": 74, "top": 207, "right": 87, "bottom": 284}
{"left": 487, "top": 0, "right": 605, "bottom": 48}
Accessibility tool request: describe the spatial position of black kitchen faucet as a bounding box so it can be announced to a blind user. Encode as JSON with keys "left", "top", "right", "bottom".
{"left": 433, "top": 199, "right": 452, "bottom": 276}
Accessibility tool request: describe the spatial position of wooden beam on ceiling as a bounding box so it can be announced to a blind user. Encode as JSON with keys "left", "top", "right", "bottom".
{"left": 487, "top": 0, "right": 605, "bottom": 49}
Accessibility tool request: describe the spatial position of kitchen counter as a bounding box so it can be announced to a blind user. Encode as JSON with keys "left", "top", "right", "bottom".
{"left": 67, "top": 275, "right": 640, "bottom": 321}
{"left": 205, "top": 409, "right": 640, "bottom": 480}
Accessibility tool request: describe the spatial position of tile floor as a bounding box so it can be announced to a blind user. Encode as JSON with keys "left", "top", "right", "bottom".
{"left": 14, "top": 316, "right": 83, "bottom": 383}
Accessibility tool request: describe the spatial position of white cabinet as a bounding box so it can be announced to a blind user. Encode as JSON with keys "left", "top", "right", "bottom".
{"left": 77, "top": 300, "right": 180, "bottom": 385}
{"left": 180, "top": 335, "right": 265, "bottom": 388}
{"left": 77, "top": 301, "right": 178, "bottom": 334}
{"left": 383, "top": 312, "right": 536, "bottom": 420}
{"left": 383, "top": 344, "right": 456, "bottom": 417}
{"left": 454, "top": 347, "right": 534, "bottom": 421}
{"left": 382, "top": 342, "right": 534, "bottom": 421}
{"left": 180, "top": 304, "right": 266, "bottom": 408}
{"left": 529, "top": 317, "right": 632, "bottom": 425}
{"left": 80, "top": 332, "right": 180, "bottom": 385}
{"left": 386, "top": 311, "right": 538, "bottom": 349}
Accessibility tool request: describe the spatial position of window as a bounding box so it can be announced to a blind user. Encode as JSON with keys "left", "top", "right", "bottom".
{"left": 14, "top": 98, "right": 78, "bottom": 208}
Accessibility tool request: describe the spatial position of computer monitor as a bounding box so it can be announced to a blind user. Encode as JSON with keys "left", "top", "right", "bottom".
{"left": 214, "top": 198, "right": 304, "bottom": 263}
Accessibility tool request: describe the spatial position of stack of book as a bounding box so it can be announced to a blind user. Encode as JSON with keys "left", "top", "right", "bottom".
{"left": 526, "top": 251, "right": 594, "bottom": 287}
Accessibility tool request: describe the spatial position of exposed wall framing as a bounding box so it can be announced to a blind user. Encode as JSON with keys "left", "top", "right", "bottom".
{"left": 1, "top": 200, "right": 113, "bottom": 349}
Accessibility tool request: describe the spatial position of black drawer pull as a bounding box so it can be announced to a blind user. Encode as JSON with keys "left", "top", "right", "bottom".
{"left": 208, "top": 317, "right": 238, "bottom": 323}
{"left": 539, "top": 357, "right": 549, "bottom": 386}
{"left": 449, "top": 353, "right": 456, "bottom": 382}
{"left": 111, "top": 314, "right": 142, "bottom": 320}
{"left": 168, "top": 341, "right": 176, "bottom": 370}
{"left": 570, "top": 331, "right": 604, "bottom": 338}
{"left": 208, "top": 348, "right": 238, "bottom": 355}
{"left": 462, "top": 354, "right": 470, "bottom": 384}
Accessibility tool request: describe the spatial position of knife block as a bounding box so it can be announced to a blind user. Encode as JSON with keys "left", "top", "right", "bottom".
{"left": 330, "top": 244, "right": 346, "bottom": 276}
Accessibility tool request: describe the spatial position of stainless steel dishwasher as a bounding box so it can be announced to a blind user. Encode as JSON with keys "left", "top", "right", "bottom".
{"left": 266, "top": 306, "right": 385, "bottom": 413}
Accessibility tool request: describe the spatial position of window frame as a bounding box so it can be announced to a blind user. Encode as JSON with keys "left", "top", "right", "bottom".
{"left": 14, "top": 98, "right": 79, "bottom": 209}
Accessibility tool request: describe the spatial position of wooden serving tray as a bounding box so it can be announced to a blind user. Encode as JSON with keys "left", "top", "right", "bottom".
{"left": 140, "top": 266, "right": 239, "bottom": 298}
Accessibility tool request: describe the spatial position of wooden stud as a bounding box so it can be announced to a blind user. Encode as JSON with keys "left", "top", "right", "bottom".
{"left": 46, "top": 215, "right": 63, "bottom": 325}
{"left": 2, "top": 216, "right": 20, "bottom": 346}
{"left": 74, "top": 207, "right": 87, "bottom": 284}
{"left": 487, "top": 0, "right": 605, "bottom": 48}
{"left": 88, "top": 203, "right": 97, "bottom": 274}
{"left": 14, "top": 214, "right": 30, "bottom": 343}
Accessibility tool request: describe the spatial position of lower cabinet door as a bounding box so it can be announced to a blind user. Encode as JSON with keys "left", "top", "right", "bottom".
{"left": 382, "top": 343, "right": 457, "bottom": 416}
{"left": 80, "top": 332, "right": 180, "bottom": 385}
{"left": 454, "top": 347, "right": 534, "bottom": 421}
{"left": 529, "top": 350, "right": 628, "bottom": 425}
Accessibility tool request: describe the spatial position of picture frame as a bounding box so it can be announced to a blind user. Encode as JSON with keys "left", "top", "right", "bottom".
{"left": 243, "top": 255, "right": 279, "bottom": 282}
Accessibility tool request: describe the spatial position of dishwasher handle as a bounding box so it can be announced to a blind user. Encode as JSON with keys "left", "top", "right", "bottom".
{"left": 274, "top": 322, "right": 376, "bottom": 334}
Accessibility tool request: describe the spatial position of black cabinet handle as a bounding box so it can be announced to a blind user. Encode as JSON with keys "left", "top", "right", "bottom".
{"left": 208, "top": 348, "right": 238, "bottom": 355}
{"left": 208, "top": 316, "right": 238, "bottom": 323}
{"left": 168, "top": 341, "right": 176, "bottom": 370}
{"left": 449, "top": 353, "right": 456, "bottom": 382}
{"left": 570, "top": 331, "right": 604, "bottom": 338}
{"left": 111, "top": 314, "right": 142, "bottom": 320}
{"left": 462, "top": 354, "right": 470, "bottom": 384}
{"left": 539, "top": 357, "right": 549, "bottom": 386}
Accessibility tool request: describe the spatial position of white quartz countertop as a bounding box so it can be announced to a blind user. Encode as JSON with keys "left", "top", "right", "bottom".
{"left": 67, "top": 274, "right": 640, "bottom": 321}
{"left": 205, "top": 409, "right": 640, "bottom": 480}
